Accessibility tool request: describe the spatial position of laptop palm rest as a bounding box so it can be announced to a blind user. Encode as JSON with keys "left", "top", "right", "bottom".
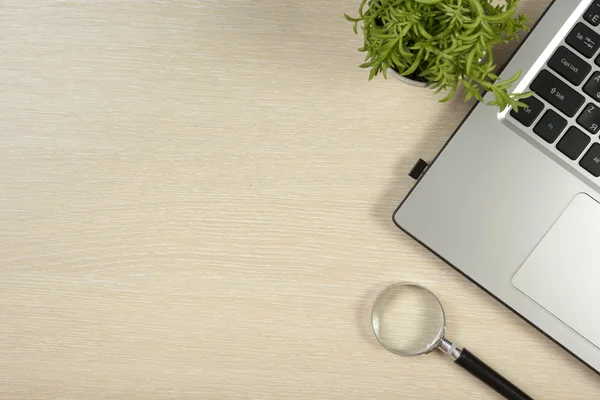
{"left": 513, "top": 193, "right": 600, "bottom": 348}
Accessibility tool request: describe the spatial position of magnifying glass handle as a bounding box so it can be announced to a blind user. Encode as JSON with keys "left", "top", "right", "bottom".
{"left": 455, "top": 348, "right": 533, "bottom": 400}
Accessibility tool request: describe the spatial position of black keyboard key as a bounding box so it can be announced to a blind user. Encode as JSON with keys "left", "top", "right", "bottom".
{"left": 548, "top": 46, "right": 592, "bottom": 85}
{"left": 530, "top": 70, "right": 585, "bottom": 117}
{"left": 577, "top": 103, "right": 600, "bottom": 134}
{"left": 595, "top": 52, "right": 600, "bottom": 68}
{"left": 580, "top": 143, "right": 600, "bottom": 176}
{"left": 557, "top": 127, "right": 590, "bottom": 160}
{"left": 585, "top": 0, "right": 600, "bottom": 27}
{"left": 566, "top": 23, "right": 600, "bottom": 58}
{"left": 510, "top": 96, "right": 544, "bottom": 127}
{"left": 533, "top": 110, "right": 568, "bottom": 143}
{"left": 583, "top": 71, "right": 600, "bottom": 100}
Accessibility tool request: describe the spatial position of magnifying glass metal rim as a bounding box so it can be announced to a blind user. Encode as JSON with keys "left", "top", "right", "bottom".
{"left": 371, "top": 282, "right": 447, "bottom": 357}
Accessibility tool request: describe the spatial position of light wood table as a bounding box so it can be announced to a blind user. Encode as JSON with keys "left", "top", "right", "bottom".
{"left": 2, "top": 1, "right": 599, "bottom": 399}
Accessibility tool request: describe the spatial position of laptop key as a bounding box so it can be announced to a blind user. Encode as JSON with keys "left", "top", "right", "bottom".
{"left": 584, "top": 0, "right": 600, "bottom": 27}
{"left": 566, "top": 23, "right": 600, "bottom": 58}
{"left": 577, "top": 103, "right": 600, "bottom": 134}
{"left": 583, "top": 71, "right": 600, "bottom": 100}
{"left": 533, "top": 110, "right": 567, "bottom": 143}
{"left": 530, "top": 70, "right": 585, "bottom": 117}
{"left": 510, "top": 96, "right": 544, "bottom": 127}
{"left": 580, "top": 143, "right": 600, "bottom": 177}
{"left": 548, "top": 46, "right": 591, "bottom": 85}
{"left": 557, "top": 127, "right": 590, "bottom": 160}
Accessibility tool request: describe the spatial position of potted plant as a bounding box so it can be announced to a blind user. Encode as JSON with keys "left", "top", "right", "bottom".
{"left": 345, "top": 0, "right": 532, "bottom": 111}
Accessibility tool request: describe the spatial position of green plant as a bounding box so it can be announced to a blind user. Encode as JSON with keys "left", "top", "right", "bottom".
{"left": 345, "top": 0, "right": 532, "bottom": 111}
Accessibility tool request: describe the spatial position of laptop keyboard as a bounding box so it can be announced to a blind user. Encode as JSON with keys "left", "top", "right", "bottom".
{"left": 510, "top": 0, "right": 600, "bottom": 178}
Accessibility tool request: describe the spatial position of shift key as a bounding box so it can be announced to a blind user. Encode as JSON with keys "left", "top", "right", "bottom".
{"left": 530, "top": 70, "right": 585, "bottom": 117}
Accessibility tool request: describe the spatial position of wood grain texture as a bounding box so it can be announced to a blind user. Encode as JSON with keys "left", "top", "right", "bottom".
{"left": 1, "top": 0, "right": 599, "bottom": 399}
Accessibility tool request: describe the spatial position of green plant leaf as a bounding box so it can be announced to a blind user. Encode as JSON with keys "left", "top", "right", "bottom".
{"left": 466, "top": 50, "right": 476, "bottom": 75}
{"left": 440, "top": 80, "right": 458, "bottom": 102}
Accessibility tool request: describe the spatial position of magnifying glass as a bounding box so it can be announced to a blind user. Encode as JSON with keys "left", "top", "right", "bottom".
{"left": 371, "top": 283, "right": 533, "bottom": 400}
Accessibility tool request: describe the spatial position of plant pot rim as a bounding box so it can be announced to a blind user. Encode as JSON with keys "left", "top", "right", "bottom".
{"left": 387, "top": 68, "right": 428, "bottom": 87}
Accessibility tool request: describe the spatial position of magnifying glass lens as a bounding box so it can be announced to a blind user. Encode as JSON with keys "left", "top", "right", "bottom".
{"left": 372, "top": 284, "right": 445, "bottom": 356}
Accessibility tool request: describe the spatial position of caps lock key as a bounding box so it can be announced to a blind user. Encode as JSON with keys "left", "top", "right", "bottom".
{"left": 548, "top": 46, "right": 591, "bottom": 85}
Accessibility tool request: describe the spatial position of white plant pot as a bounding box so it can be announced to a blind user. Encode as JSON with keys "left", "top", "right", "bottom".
{"left": 387, "top": 68, "right": 427, "bottom": 87}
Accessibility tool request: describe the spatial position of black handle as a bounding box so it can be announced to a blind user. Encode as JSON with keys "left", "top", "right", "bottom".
{"left": 455, "top": 349, "right": 533, "bottom": 400}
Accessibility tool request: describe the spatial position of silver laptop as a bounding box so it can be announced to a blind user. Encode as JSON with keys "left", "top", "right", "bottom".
{"left": 394, "top": 0, "right": 600, "bottom": 372}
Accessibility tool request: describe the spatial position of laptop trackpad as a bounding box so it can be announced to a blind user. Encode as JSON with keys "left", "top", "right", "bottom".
{"left": 513, "top": 193, "right": 600, "bottom": 348}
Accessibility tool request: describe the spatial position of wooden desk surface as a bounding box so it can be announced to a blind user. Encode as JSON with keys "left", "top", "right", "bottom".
{"left": 2, "top": 1, "right": 599, "bottom": 398}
